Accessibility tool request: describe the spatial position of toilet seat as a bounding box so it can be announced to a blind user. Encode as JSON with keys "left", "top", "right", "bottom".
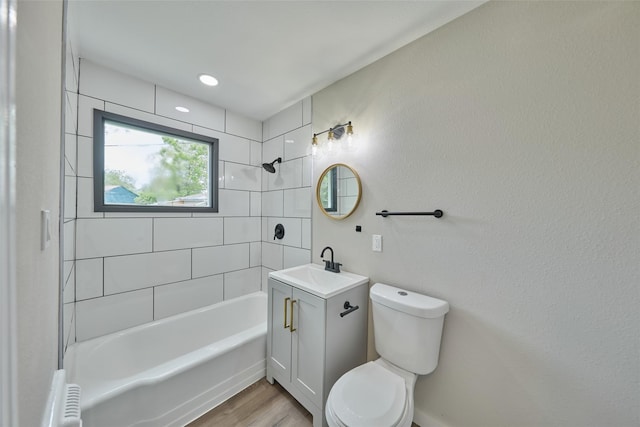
{"left": 328, "top": 361, "right": 407, "bottom": 427}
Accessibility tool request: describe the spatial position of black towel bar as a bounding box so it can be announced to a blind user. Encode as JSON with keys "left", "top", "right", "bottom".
{"left": 376, "top": 209, "right": 443, "bottom": 218}
{"left": 340, "top": 301, "right": 359, "bottom": 318}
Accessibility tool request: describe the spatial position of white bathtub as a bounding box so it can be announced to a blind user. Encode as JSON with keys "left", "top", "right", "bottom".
{"left": 64, "top": 291, "right": 267, "bottom": 427}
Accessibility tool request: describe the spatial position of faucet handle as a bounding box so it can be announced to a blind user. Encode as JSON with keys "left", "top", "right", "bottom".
{"left": 324, "top": 261, "right": 341, "bottom": 273}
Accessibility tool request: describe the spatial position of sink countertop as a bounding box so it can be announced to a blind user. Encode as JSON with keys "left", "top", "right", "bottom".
{"left": 269, "top": 263, "right": 369, "bottom": 298}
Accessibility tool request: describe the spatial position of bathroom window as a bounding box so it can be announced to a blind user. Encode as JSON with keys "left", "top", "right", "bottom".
{"left": 318, "top": 166, "right": 337, "bottom": 213}
{"left": 93, "top": 109, "right": 218, "bottom": 212}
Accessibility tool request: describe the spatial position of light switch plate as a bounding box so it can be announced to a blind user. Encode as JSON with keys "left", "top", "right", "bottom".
{"left": 41, "top": 209, "right": 51, "bottom": 250}
{"left": 372, "top": 234, "right": 382, "bottom": 252}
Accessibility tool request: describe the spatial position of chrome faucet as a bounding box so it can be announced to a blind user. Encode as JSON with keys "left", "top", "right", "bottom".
{"left": 320, "top": 246, "right": 342, "bottom": 273}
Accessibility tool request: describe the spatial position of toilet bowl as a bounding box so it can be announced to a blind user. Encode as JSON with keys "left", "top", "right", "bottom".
{"left": 325, "top": 359, "right": 416, "bottom": 427}
{"left": 325, "top": 283, "right": 449, "bottom": 427}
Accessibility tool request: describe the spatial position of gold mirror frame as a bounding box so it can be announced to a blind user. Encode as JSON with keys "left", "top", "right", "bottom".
{"left": 316, "top": 163, "right": 362, "bottom": 220}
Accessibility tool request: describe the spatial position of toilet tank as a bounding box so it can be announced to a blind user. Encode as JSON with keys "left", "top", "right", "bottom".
{"left": 370, "top": 283, "right": 449, "bottom": 375}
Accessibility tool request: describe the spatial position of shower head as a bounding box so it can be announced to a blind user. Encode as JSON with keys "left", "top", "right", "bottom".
{"left": 262, "top": 157, "right": 282, "bottom": 174}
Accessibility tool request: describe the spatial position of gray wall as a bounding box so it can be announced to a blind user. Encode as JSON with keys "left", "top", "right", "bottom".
{"left": 15, "top": 0, "right": 63, "bottom": 425}
{"left": 312, "top": 2, "right": 639, "bottom": 426}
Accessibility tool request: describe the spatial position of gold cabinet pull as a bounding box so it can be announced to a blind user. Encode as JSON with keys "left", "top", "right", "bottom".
{"left": 289, "top": 299, "right": 297, "bottom": 332}
{"left": 283, "top": 297, "right": 290, "bottom": 329}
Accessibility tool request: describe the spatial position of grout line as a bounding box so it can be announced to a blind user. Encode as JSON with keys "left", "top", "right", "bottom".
{"left": 102, "top": 257, "right": 105, "bottom": 297}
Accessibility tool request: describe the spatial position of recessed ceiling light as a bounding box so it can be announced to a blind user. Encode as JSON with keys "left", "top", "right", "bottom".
{"left": 198, "top": 74, "right": 219, "bottom": 87}
{"left": 175, "top": 106, "right": 190, "bottom": 113}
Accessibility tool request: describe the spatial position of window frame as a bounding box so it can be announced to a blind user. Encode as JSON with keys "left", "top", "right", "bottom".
{"left": 93, "top": 109, "right": 219, "bottom": 213}
{"left": 322, "top": 167, "right": 338, "bottom": 213}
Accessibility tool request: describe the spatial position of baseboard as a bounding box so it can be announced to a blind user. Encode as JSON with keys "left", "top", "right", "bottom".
{"left": 414, "top": 407, "right": 447, "bottom": 427}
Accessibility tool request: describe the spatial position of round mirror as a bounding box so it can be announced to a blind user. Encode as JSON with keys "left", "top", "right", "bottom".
{"left": 316, "top": 163, "right": 362, "bottom": 220}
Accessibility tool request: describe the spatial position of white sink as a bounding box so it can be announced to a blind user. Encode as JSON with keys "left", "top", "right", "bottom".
{"left": 269, "top": 263, "right": 369, "bottom": 298}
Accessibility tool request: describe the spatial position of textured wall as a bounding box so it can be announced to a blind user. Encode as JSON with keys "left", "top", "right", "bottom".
{"left": 312, "top": 2, "right": 639, "bottom": 426}
{"left": 15, "top": 0, "right": 63, "bottom": 425}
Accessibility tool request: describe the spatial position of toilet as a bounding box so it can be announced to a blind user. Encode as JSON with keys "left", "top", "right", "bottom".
{"left": 325, "top": 283, "right": 449, "bottom": 427}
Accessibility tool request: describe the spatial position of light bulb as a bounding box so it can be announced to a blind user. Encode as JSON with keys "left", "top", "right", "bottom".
{"left": 344, "top": 122, "right": 358, "bottom": 152}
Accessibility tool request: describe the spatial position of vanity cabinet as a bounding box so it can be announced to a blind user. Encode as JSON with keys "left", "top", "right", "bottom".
{"left": 266, "top": 272, "right": 368, "bottom": 427}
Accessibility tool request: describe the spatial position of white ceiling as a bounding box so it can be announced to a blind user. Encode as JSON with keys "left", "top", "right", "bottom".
{"left": 68, "top": 1, "right": 483, "bottom": 121}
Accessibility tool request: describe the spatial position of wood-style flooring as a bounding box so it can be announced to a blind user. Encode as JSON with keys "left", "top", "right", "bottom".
{"left": 187, "top": 378, "right": 420, "bottom": 427}
{"left": 187, "top": 379, "right": 312, "bottom": 427}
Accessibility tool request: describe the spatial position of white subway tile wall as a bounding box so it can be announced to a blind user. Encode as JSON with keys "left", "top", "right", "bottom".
{"left": 284, "top": 187, "right": 312, "bottom": 218}
{"left": 267, "top": 217, "right": 302, "bottom": 247}
{"left": 261, "top": 242, "right": 284, "bottom": 271}
{"left": 79, "top": 60, "right": 155, "bottom": 113}
{"left": 250, "top": 242, "right": 262, "bottom": 267}
{"left": 63, "top": 261, "right": 75, "bottom": 304}
{"left": 64, "top": 91, "right": 78, "bottom": 136}
{"left": 64, "top": 133, "right": 76, "bottom": 176}
{"left": 64, "top": 176, "right": 76, "bottom": 221}
{"left": 283, "top": 246, "right": 312, "bottom": 269}
{"left": 154, "top": 275, "right": 224, "bottom": 320}
{"left": 75, "top": 258, "right": 103, "bottom": 301}
{"left": 64, "top": 59, "right": 312, "bottom": 343}
{"left": 263, "top": 100, "right": 306, "bottom": 141}
{"left": 250, "top": 141, "right": 262, "bottom": 166}
{"left": 224, "top": 217, "right": 261, "bottom": 244}
{"left": 76, "top": 218, "right": 153, "bottom": 259}
{"left": 262, "top": 190, "right": 284, "bottom": 217}
{"left": 155, "top": 86, "right": 225, "bottom": 130}
{"left": 62, "top": 39, "right": 78, "bottom": 352}
{"left": 224, "top": 162, "right": 262, "bottom": 191}
{"left": 250, "top": 191, "right": 262, "bottom": 217}
{"left": 76, "top": 177, "right": 102, "bottom": 219}
{"left": 105, "top": 102, "right": 193, "bottom": 132}
{"left": 226, "top": 110, "right": 263, "bottom": 142}
{"left": 261, "top": 103, "right": 312, "bottom": 290}
{"left": 223, "top": 267, "right": 262, "bottom": 300}
{"left": 192, "top": 243, "right": 250, "bottom": 278}
{"left": 63, "top": 302, "right": 75, "bottom": 351}
{"left": 284, "top": 125, "right": 312, "bottom": 160}
{"left": 104, "top": 250, "right": 192, "bottom": 295}
{"left": 153, "top": 218, "right": 224, "bottom": 251}
{"left": 76, "top": 136, "right": 92, "bottom": 177}
{"left": 77, "top": 95, "right": 104, "bottom": 137}
{"left": 75, "top": 288, "right": 153, "bottom": 341}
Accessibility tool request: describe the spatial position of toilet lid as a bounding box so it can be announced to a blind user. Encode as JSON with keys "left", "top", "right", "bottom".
{"left": 331, "top": 362, "right": 406, "bottom": 427}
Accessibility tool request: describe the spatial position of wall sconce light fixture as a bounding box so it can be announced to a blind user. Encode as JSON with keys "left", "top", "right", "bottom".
{"left": 312, "top": 121, "right": 356, "bottom": 156}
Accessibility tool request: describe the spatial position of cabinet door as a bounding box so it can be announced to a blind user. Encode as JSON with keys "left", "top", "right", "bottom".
{"left": 268, "top": 278, "right": 292, "bottom": 379}
{"left": 291, "top": 288, "right": 326, "bottom": 408}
